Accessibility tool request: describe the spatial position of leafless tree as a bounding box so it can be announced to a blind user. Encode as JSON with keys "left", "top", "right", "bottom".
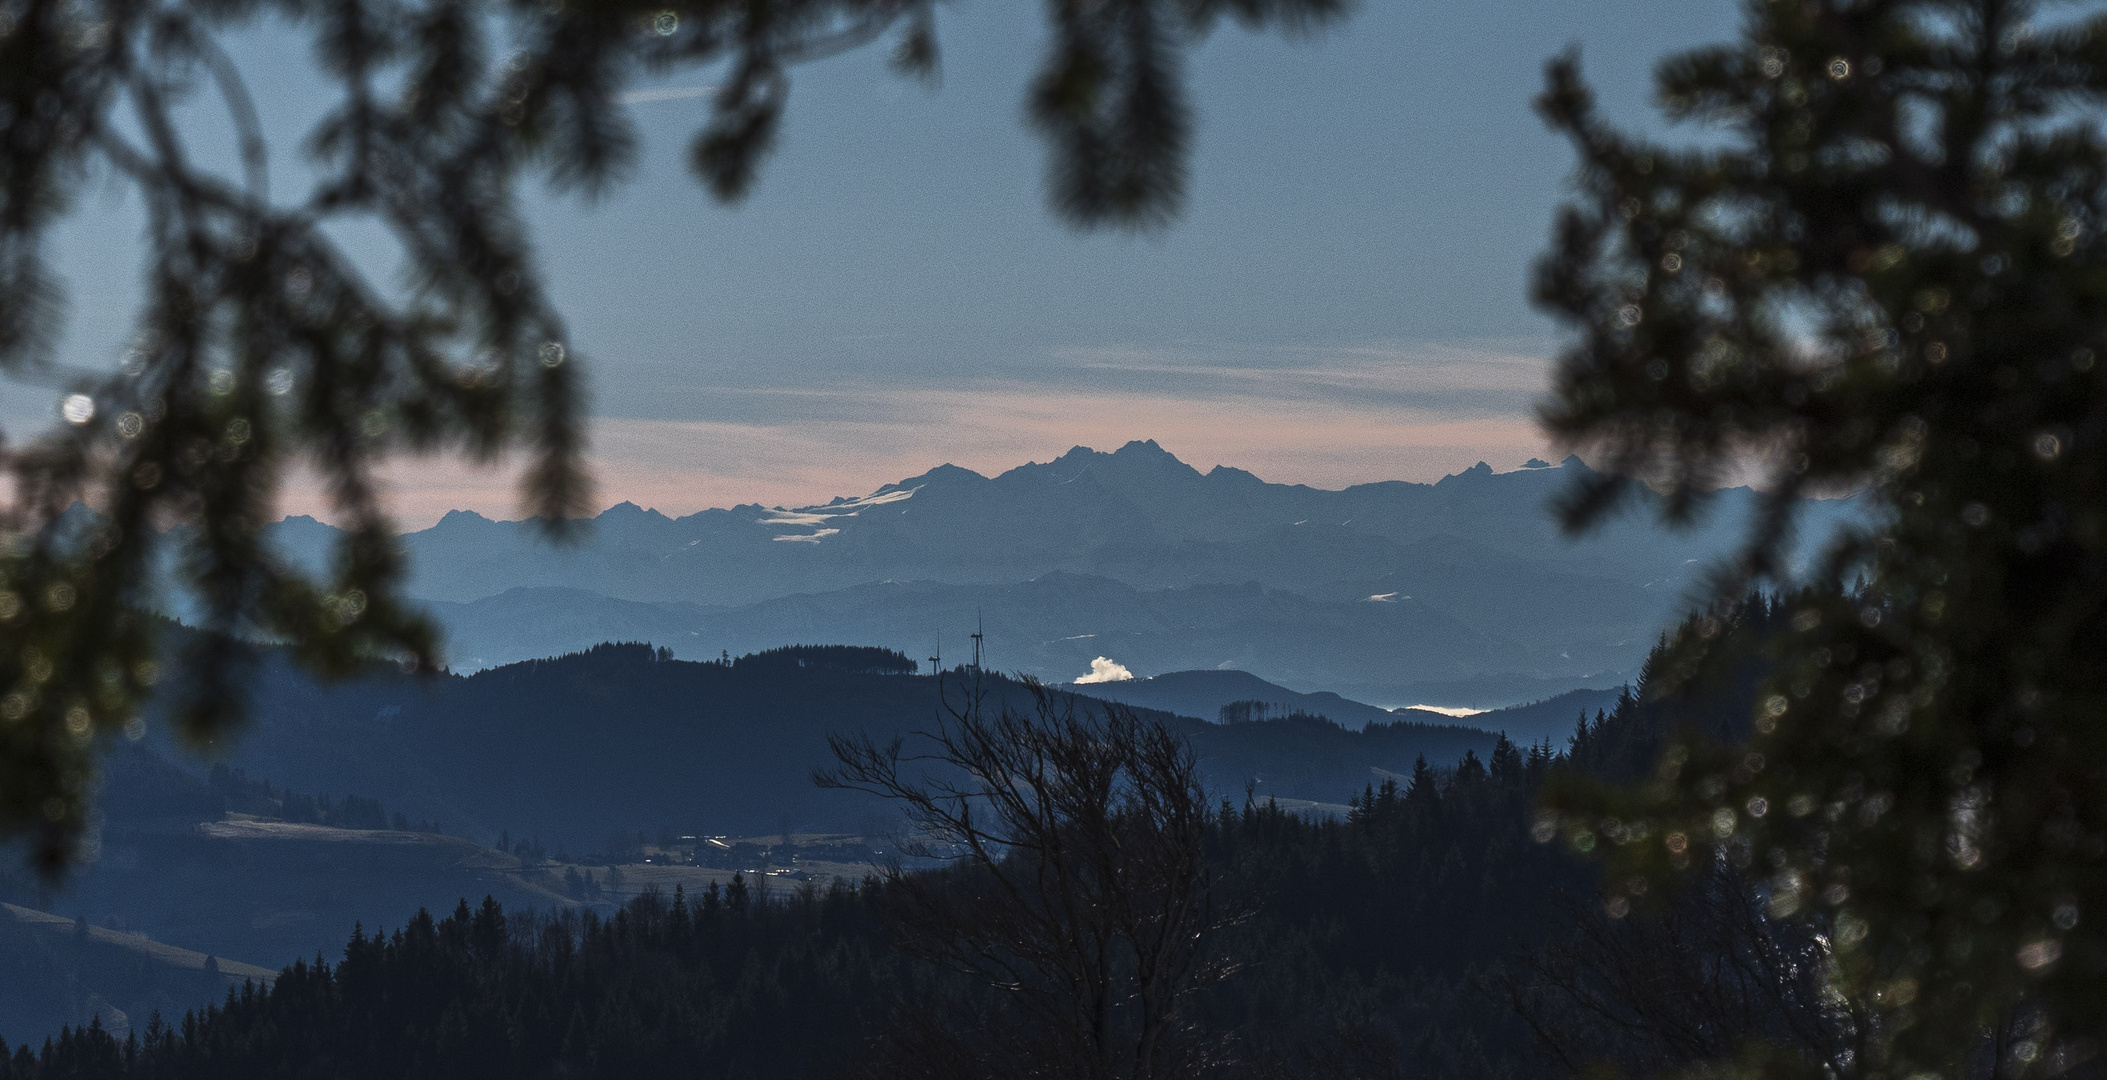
{"left": 818, "top": 677, "right": 1230, "bottom": 1080}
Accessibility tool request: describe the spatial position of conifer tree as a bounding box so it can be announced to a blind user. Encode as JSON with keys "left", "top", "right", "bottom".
{"left": 1490, "top": 733, "right": 1524, "bottom": 785}
{"left": 1536, "top": 1, "right": 2107, "bottom": 1072}
{"left": 1405, "top": 754, "right": 1439, "bottom": 811}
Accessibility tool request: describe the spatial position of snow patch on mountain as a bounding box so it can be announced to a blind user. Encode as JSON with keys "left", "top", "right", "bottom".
{"left": 757, "top": 485, "right": 920, "bottom": 532}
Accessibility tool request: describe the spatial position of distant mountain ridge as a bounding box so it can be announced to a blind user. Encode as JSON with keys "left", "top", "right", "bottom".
{"left": 1066, "top": 668, "right": 1627, "bottom": 742}
{"left": 268, "top": 441, "right": 1859, "bottom": 705}
{"left": 421, "top": 573, "right": 1537, "bottom": 703}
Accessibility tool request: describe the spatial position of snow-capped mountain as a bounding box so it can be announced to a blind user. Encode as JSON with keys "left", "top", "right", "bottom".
{"left": 268, "top": 441, "right": 1858, "bottom": 706}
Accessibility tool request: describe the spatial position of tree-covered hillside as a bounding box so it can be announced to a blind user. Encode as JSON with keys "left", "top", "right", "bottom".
{"left": 8, "top": 636, "right": 1508, "bottom": 980}
{"left": 4, "top": 758, "right": 1585, "bottom": 1079}
{"left": 2, "top": 609, "right": 1805, "bottom": 1078}
{"left": 146, "top": 641, "right": 1501, "bottom": 848}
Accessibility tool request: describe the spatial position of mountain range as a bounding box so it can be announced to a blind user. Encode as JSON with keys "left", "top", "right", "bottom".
{"left": 267, "top": 441, "right": 1857, "bottom": 707}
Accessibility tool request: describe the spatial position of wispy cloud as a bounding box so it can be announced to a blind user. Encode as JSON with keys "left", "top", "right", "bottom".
{"left": 619, "top": 84, "right": 715, "bottom": 105}
{"left": 1051, "top": 340, "right": 1554, "bottom": 402}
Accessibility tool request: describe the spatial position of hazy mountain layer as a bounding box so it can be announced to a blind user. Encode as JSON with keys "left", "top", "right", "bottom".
{"left": 422, "top": 574, "right": 1553, "bottom": 704}
{"left": 293, "top": 442, "right": 1857, "bottom": 705}
{"left": 1066, "top": 668, "right": 1626, "bottom": 742}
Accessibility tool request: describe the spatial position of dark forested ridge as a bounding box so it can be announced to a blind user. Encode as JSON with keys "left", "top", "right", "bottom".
{"left": 0, "top": 607, "right": 1789, "bottom": 1078}
{"left": 1, "top": 751, "right": 1586, "bottom": 1080}
{"left": 10, "top": 639, "right": 1509, "bottom": 984}
{"left": 144, "top": 641, "right": 1504, "bottom": 848}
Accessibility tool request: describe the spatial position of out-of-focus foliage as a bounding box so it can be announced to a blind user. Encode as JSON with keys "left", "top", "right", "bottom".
{"left": 0, "top": 0, "right": 1346, "bottom": 873}
{"left": 1534, "top": 0, "right": 2107, "bottom": 1074}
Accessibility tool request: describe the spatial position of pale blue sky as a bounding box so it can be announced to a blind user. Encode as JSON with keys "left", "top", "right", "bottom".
{"left": 35, "top": 0, "right": 1744, "bottom": 523}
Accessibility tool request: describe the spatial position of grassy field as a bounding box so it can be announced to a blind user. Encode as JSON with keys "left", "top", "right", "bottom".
{"left": 0, "top": 900, "right": 282, "bottom": 1043}
{"left": 3, "top": 903, "right": 278, "bottom": 985}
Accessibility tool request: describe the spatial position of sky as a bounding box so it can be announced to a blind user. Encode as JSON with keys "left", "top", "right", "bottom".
{"left": 27, "top": 0, "right": 1745, "bottom": 526}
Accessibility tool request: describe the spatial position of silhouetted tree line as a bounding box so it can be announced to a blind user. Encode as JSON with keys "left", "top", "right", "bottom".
{"left": 205, "top": 760, "right": 460, "bottom": 835}
{"left": 508, "top": 642, "right": 920, "bottom": 678}
{"left": 496, "top": 833, "right": 550, "bottom": 864}
{"left": 206, "top": 765, "right": 391, "bottom": 832}
{"left": 735, "top": 645, "right": 921, "bottom": 677}
{"left": 0, "top": 602, "right": 1908, "bottom": 1079}
{"left": 0, "top": 752, "right": 1612, "bottom": 1078}
{"left": 214, "top": 769, "right": 443, "bottom": 832}
{"left": 1217, "top": 700, "right": 1291, "bottom": 725}
{"left": 0, "top": 882, "right": 902, "bottom": 1080}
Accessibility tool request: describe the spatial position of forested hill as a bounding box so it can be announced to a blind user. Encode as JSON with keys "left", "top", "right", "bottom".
{"left": 0, "top": 638, "right": 1507, "bottom": 1033}
{"left": 6, "top": 603, "right": 1798, "bottom": 1080}
{"left": 149, "top": 641, "right": 1499, "bottom": 849}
